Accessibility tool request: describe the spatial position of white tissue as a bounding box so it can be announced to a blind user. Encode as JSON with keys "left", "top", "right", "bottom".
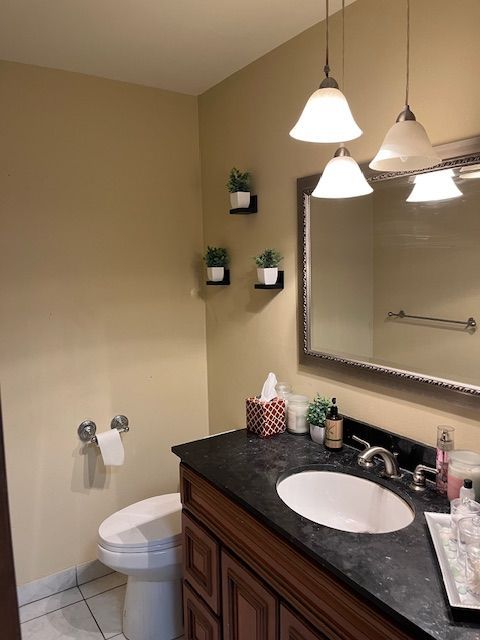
{"left": 96, "top": 429, "right": 125, "bottom": 466}
{"left": 260, "top": 372, "right": 278, "bottom": 402}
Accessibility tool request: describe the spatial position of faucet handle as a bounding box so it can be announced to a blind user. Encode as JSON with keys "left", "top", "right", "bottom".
{"left": 409, "top": 464, "right": 438, "bottom": 491}
{"left": 352, "top": 435, "right": 371, "bottom": 451}
{"left": 352, "top": 435, "right": 375, "bottom": 469}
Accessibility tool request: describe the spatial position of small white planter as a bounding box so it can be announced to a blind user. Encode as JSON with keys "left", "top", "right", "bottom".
{"left": 257, "top": 267, "right": 278, "bottom": 285}
{"left": 207, "top": 266, "right": 224, "bottom": 282}
{"left": 310, "top": 423, "right": 325, "bottom": 445}
{"left": 230, "top": 191, "right": 250, "bottom": 209}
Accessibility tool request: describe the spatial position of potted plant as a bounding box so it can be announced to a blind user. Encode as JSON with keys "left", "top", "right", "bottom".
{"left": 254, "top": 249, "right": 283, "bottom": 285}
{"left": 227, "top": 167, "right": 251, "bottom": 209}
{"left": 204, "top": 246, "right": 229, "bottom": 282}
{"left": 306, "top": 395, "right": 332, "bottom": 444}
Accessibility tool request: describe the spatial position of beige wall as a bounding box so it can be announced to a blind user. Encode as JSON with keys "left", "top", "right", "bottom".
{"left": 0, "top": 61, "right": 209, "bottom": 585}
{"left": 199, "top": 0, "right": 480, "bottom": 448}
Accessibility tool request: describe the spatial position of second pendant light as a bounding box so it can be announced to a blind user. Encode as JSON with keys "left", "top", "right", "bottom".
{"left": 369, "top": 0, "right": 441, "bottom": 172}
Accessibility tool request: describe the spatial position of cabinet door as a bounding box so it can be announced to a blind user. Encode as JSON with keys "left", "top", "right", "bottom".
{"left": 183, "top": 511, "right": 221, "bottom": 614}
{"left": 280, "top": 605, "right": 328, "bottom": 640}
{"left": 222, "top": 550, "right": 278, "bottom": 640}
{"left": 183, "top": 581, "right": 221, "bottom": 640}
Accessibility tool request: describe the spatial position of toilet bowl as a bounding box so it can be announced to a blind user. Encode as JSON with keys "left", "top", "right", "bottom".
{"left": 97, "top": 493, "right": 183, "bottom": 640}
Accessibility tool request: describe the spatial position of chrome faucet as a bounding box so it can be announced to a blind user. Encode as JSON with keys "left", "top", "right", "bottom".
{"left": 352, "top": 435, "right": 402, "bottom": 479}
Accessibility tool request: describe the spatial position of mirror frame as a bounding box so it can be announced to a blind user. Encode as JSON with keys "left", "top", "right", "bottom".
{"left": 297, "top": 136, "right": 480, "bottom": 397}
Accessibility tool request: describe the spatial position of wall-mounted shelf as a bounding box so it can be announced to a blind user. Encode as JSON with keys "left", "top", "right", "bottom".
{"left": 206, "top": 269, "right": 230, "bottom": 286}
{"left": 229, "top": 195, "right": 258, "bottom": 215}
{"left": 254, "top": 271, "right": 284, "bottom": 290}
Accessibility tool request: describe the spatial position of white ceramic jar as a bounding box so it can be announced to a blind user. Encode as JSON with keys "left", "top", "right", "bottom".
{"left": 447, "top": 450, "right": 480, "bottom": 501}
{"left": 287, "top": 395, "right": 309, "bottom": 434}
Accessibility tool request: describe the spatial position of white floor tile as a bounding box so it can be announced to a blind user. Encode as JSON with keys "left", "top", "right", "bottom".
{"left": 18, "top": 567, "right": 77, "bottom": 607}
{"left": 78, "top": 572, "right": 126, "bottom": 599}
{"left": 21, "top": 601, "right": 103, "bottom": 640}
{"left": 86, "top": 585, "right": 125, "bottom": 639}
{"left": 20, "top": 587, "right": 83, "bottom": 623}
{"left": 76, "top": 560, "right": 113, "bottom": 586}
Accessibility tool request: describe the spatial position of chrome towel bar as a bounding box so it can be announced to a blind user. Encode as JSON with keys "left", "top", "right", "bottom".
{"left": 77, "top": 415, "right": 130, "bottom": 445}
{"left": 387, "top": 310, "right": 476, "bottom": 329}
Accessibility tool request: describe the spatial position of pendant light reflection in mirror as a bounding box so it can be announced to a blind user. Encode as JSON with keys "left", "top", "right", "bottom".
{"left": 370, "top": 0, "right": 441, "bottom": 172}
{"left": 289, "top": 0, "right": 361, "bottom": 144}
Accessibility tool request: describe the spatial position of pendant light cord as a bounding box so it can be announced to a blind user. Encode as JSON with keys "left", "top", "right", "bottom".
{"left": 342, "top": 0, "right": 345, "bottom": 90}
{"left": 324, "top": 0, "right": 330, "bottom": 77}
{"left": 405, "top": 0, "right": 410, "bottom": 106}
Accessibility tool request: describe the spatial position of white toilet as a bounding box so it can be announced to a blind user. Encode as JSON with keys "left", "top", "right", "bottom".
{"left": 97, "top": 493, "right": 183, "bottom": 640}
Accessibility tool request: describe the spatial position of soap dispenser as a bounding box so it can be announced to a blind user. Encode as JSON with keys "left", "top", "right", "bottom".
{"left": 324, "top": 398, "right": 343, "bottom": 450}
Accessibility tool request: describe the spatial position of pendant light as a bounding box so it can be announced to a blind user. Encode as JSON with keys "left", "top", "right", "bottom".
{"left": 370, "top": 0, "right": 441, "bottom": 172}
{"left": 406, "top": 169, "right": 462, "bottom": 202}
{"left": 312, "top": 145, "right": 373, "bottom": 198}
{"left": 289, "top": 0, "right": 362, "bottom": 143}
{"left": 312, "top": 4, "right": 371, "bottom": 199}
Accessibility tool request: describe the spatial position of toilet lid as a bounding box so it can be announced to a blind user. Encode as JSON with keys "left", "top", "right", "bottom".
{"left": 99, "top": 494, "right": 182, "bottom": 553}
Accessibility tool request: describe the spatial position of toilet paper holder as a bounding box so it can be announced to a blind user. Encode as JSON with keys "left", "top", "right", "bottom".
{"left": 77, "top": 415, "right": 130, "bottom": 445}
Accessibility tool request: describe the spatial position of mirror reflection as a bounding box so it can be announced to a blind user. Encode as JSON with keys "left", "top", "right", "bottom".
{"left": 304, "top": 151, "right": 480, "bottom": 390}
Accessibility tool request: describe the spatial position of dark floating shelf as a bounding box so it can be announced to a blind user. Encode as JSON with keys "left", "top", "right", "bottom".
{"left": 206, "top": 269, "right": 230, "bottom": 286}
{"left": 254, "top": 270, "right": 284, "bottom": 290}
{"left": 229, "top": 195, "right": 258, "bottom": 215}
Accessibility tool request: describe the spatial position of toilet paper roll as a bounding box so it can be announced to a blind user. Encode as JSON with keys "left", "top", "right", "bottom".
{"left": 96, "top": 429, "right": 125, "bottom": 466}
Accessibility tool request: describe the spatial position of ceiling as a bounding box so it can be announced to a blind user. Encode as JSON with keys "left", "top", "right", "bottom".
{"left": 0, "top": 0, "right": 356, "bottom": 95}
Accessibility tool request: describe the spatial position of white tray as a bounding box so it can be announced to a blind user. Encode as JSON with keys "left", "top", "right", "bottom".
{"left": 425, "top": 512, "right": 480, "bottom": 611}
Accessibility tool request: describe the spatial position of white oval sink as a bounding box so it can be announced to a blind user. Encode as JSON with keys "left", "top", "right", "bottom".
{"left": 277, "top": 470, "right": 414, "bottom": 534}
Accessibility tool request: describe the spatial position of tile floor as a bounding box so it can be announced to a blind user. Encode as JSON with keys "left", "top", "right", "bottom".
{"left": 19, "top": 570, "right": 184, "bottom": 639}
{"left": 20, "top": 572, "right": 128, "bottom": 640}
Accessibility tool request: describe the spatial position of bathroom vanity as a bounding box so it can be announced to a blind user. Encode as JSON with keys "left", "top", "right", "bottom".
{"left": 173, "top": 428, "right": 480, "bottom": 640}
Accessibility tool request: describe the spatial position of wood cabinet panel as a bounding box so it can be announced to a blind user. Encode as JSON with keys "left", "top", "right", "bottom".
{"left": 181, "top": 464, "right": 415, "bottom": 640}
{"left": 182, "top": 511, "right": 221, "bottom": 615}
{"left": 183, "top": 581, "right": 221, "bottom": 640}
{"left": 222, "top": 550, "right": 277, "bottom": 640}
{"left": 280, "top": 605, "right": 328, "bottom": 640}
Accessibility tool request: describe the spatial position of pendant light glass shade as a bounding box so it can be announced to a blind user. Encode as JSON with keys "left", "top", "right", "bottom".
{"left": 312, "top": 147, "right": 373, "bottom": 199}
{"left": 370, "top": 1, "right": 441, "bottom": 173}
{"left": 369, "top": 109, "right": 442, "bottom": 172}
{"left": 289, "top": 0, "right": 362, "bottom": 144}
{"left": 459, "top": 164, "right": 480, "bottom": 180}
{"left": 289, "top": 86, "right": 362, "bottom": 143}
{"left": 406, "top": 169, "right": 462, "bottom": 203}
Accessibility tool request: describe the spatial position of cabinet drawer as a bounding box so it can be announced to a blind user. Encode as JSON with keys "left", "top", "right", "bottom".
{"left": 182, "top": 511, "right": 221, "bottom": 614}
{"left": 222, "top": 550, "right": 278, "bottom": 640}
{"left": 183, "top": 581, "right": 221, "bottom": 640}
{"left": 280, "top": 605, "right": 328, "bottom": 640}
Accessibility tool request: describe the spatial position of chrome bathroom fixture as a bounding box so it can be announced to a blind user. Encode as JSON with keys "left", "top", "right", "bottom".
{"left": 387, "top": 310, "right": 477, "bottom": 329}
{"left": 77, "top": 415, "right": 130, "bottom": 445}
{"left": 353, "top": 435, "right": 402, "bottom": 479}
{"left": 409, "top": 464, "right": 438, "bottom": 491}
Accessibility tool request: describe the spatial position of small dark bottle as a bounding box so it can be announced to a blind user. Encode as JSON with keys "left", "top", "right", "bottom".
{"left": 324, "top": 398, "right": 343, "bottom": 450}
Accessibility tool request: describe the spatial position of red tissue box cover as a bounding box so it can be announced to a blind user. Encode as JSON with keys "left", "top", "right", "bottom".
{"left": 246, "top": 397, "right": 286, "bottom": 438}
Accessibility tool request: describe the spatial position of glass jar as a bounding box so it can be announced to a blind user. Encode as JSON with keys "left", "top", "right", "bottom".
{"left": 448, "top": 450, "right": 480, "bottom": 501}
{"left": 286, "top": 395, "right": 309, "bottom": 434}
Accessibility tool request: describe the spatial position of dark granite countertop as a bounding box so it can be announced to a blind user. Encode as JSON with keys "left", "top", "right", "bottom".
{"left": 172, "top": 429, "right": 480, "bottom": 640}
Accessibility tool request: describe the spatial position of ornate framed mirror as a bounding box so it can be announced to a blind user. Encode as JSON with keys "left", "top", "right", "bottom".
{"left": 298, "top": 137, "right": 480, "bottom": 396}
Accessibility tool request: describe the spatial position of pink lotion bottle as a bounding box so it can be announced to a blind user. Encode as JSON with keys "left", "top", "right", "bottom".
{"left": 436, "top": 425, "right": 455, "bottom": 494}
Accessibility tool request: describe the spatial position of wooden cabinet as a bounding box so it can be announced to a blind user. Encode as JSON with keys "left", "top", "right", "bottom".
{"left": 280, "top": 606, "right": 327, "bottom": 640}
{"left": 182, "top": 511, "right": 221, "bottom": 614}
{"left": 180, "top": 464, "right": 415, "bottom": 640}
{"left": 222, "top": 550, "right": 278, "bottom": 640}
{"left": 183, "top": 581, "right": 221, "bottom": 640}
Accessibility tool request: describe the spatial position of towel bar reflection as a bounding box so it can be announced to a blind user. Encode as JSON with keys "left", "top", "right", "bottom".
{"left": 387, "top": 310, "right": 476, "bottom": 329}
{"left": 77, "top": 415, "right": 130, "bottom": 445}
